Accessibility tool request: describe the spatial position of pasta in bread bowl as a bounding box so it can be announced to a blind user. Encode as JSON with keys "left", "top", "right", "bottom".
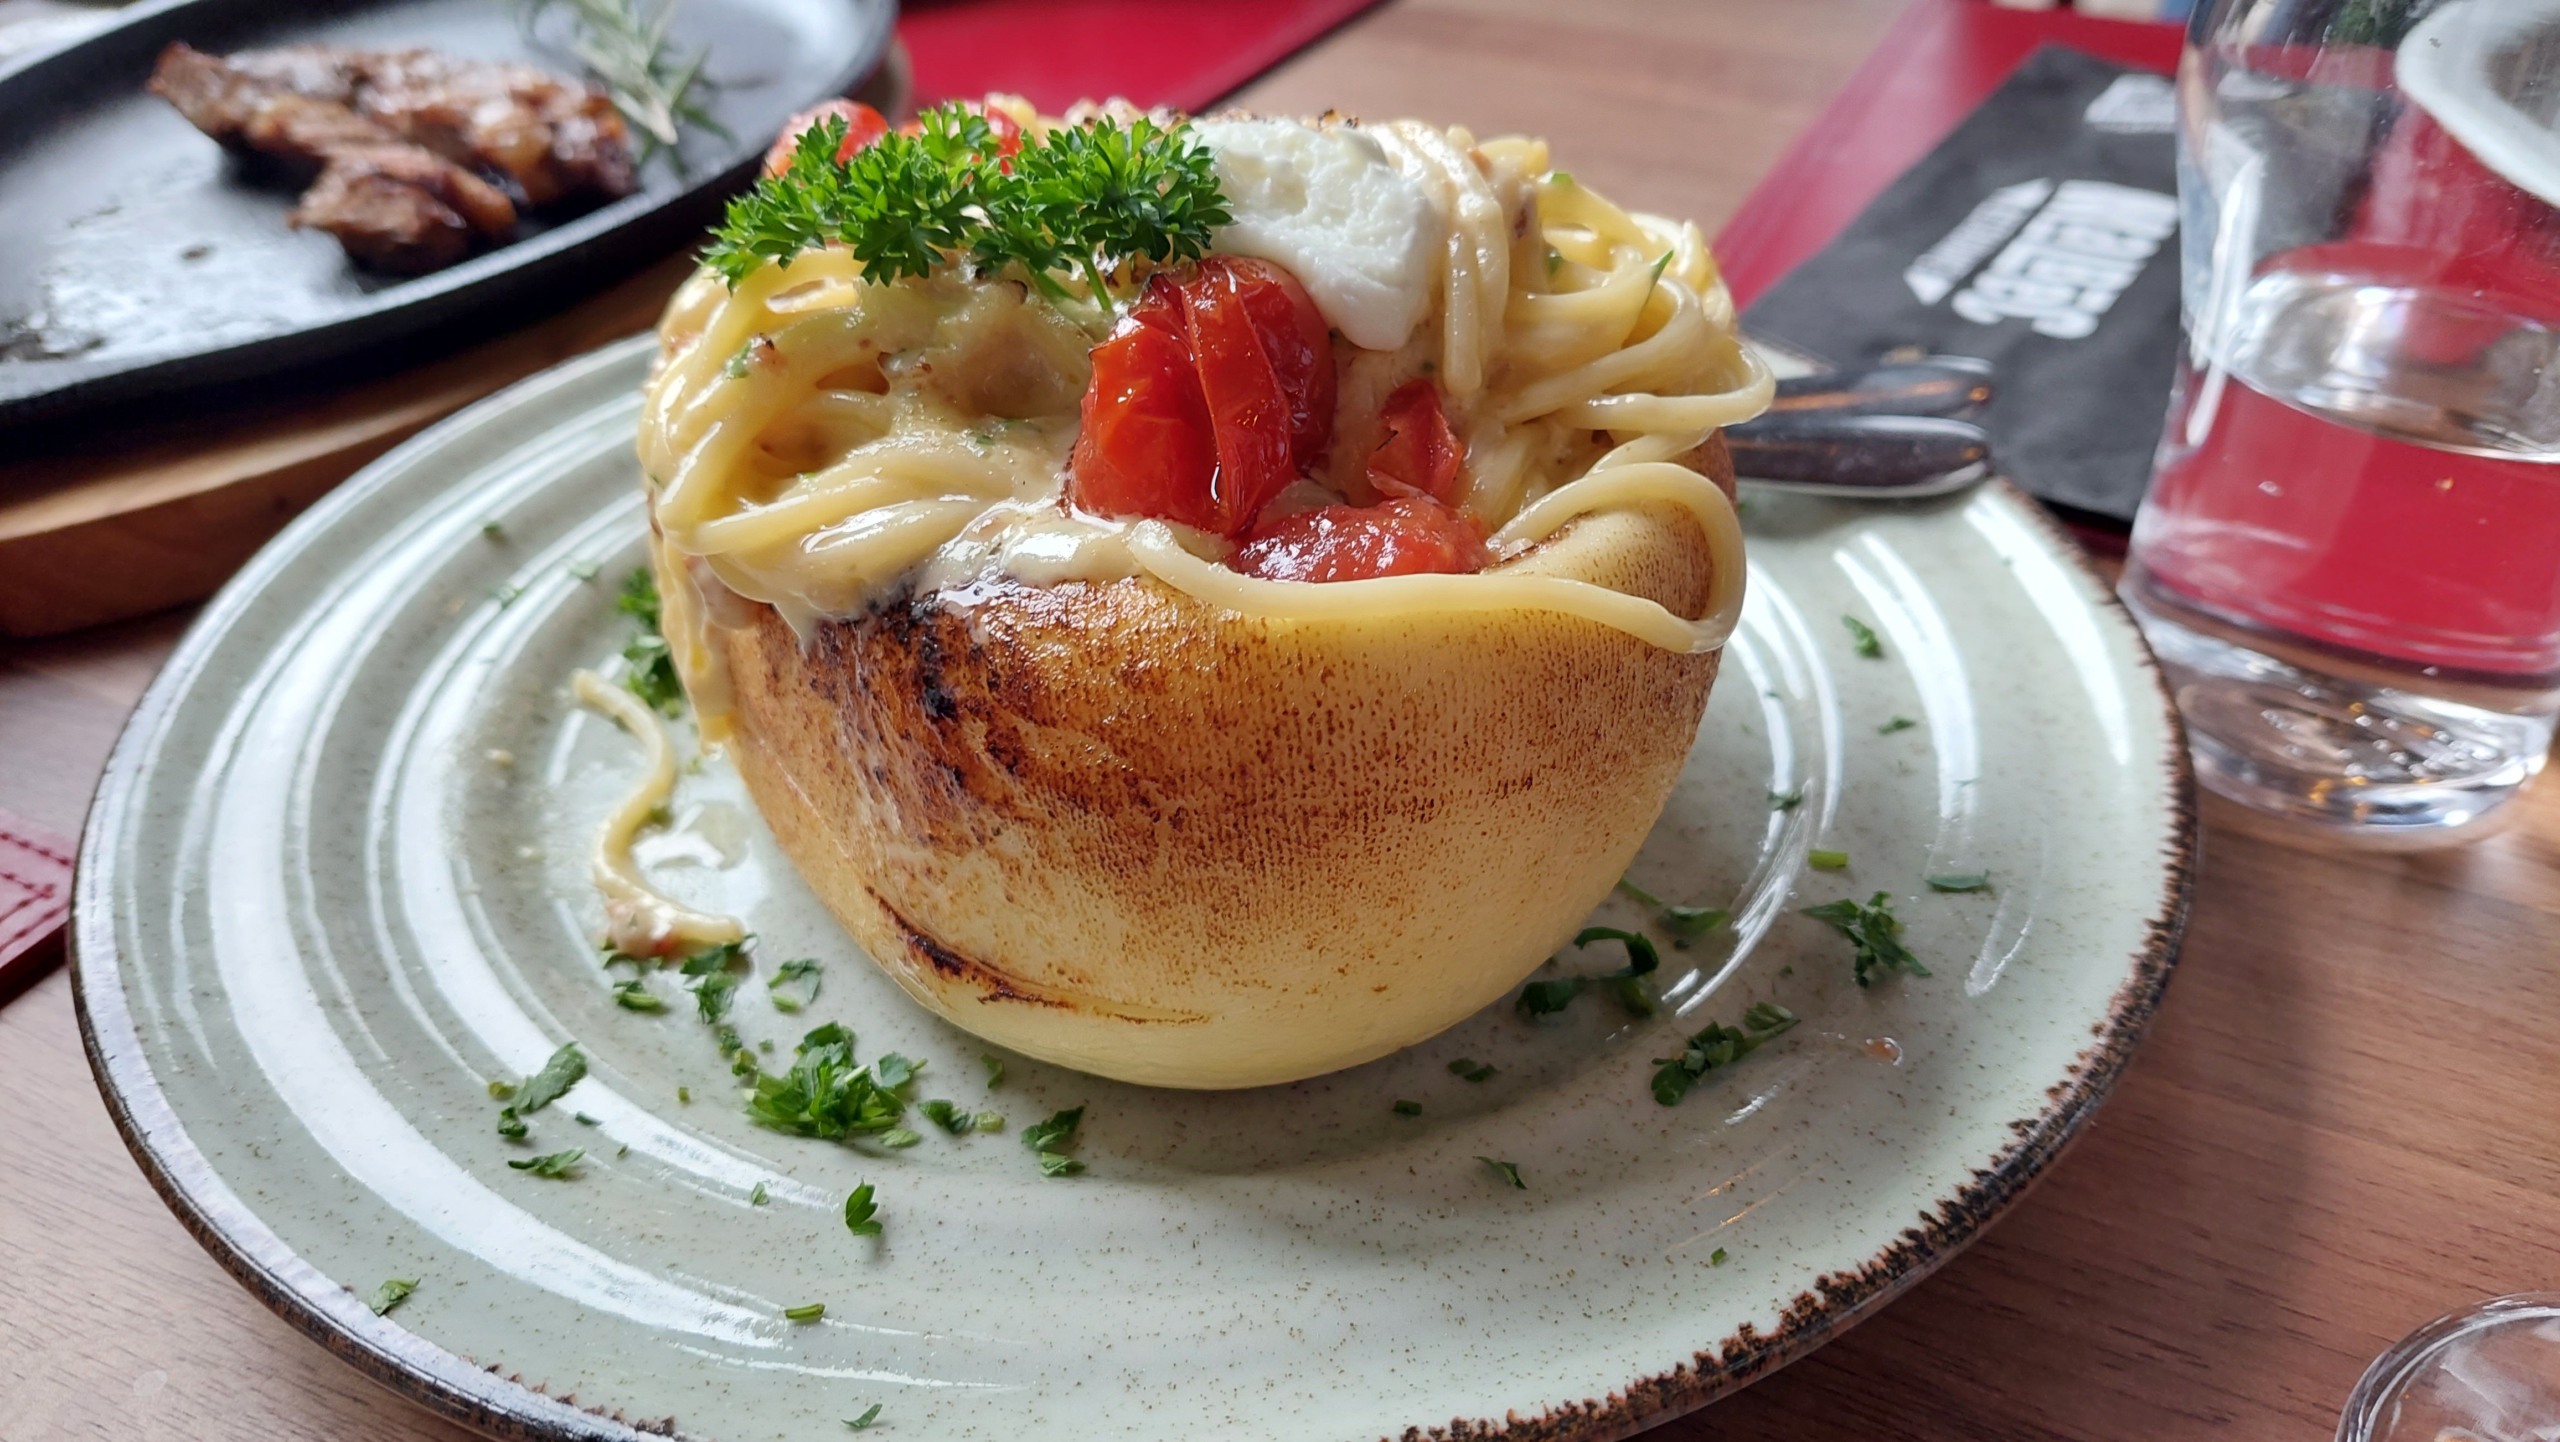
{"left": 627, "top": 97, "right": 1769, "bottom": 1088}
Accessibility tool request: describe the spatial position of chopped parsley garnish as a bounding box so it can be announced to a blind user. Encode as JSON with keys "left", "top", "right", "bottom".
{"left": 746, "top": 1024, "right": 906, "bottom": 1141}
{"left": 692, "top": 970, "right": 741, "bottom": 1023}
{"left": 616, "top": 566, "right": 684, "bottom": 715}
{"left": 1665, "top": 906, "right": 1729, "bottom": 944}
{"left": 508, "top": 1148, "right": 585, "bottom": 1178}
{"left": 981, "top": 1053, "right": 1005, "bottom": 1088}
{"left": 1807, "top": 848, "right": 1850, "bottom": 871}
{"left": 681, "top": 938, "right": 751, "bottom": 1023}
{"left": 785, "top": 1303, "right": 826, "bottom": 1322}
{"left": 1392, "top": 1100, "right": 1423, "bottom": 1117}
{"left": 871, "top": 1053, "right": 921, "bottom": 1091}
{"left": 1803, "top": 892, "right": 1930, "bottom": 987}
{"left": 1616, "top": 877, "right": 1730, "bottom": 949}
{"left": 879, "top": 1127, "right": 923, "bottom": 1150}
{"left": 1022, "top": 1106, "right": 1085, "bottom": 1177}
{"left": 1926, "top": 872, "right": 1992, "bottom": 893}
{"left": 922, "top": 1098, "right": 1000, "bottom": 1135}
{"left": 569, "top": 560, "right": 601, "bottom": 583}
{"left": 1517, "top": 927, "right": 1660, "bottom": 1018}
{"left": 1478, "top": 1157, "right": 1526, "bottom": 1190}
{"left": 497, "top": 1108, "right": 528, "bottom": 1140}
{"left": 364, "top": 1277, "right": 419, "bottom": 1315}
{"left": 768, "top": 958, "right": 822, "bottom": 1013}
{"left": 574, "top": 1112, "right": 599, "bottom": 1126}
{"left": 843, "top": 1182, "right": 882, "bottom": 1237}
{"left": 1643, "top": 249, "right": 1674, "bottom": 301}
{"left": 481, "top": 520, "right": 506, "bottom": 541}
{"left": 1651, "top": 1002, "right": 1799, "bottom": 1106}
{"left": 1879, "top": 715, "right": 1919, "bottom": 735}
{"left": 612, "top": 978, "right": 666, "bottom": 1011}
{"left": 1768, "top": 788, "right": 1804, "bottom": 811}
{"left": 1447, "top": 1058, "right": 1496, "bottom": 1083}
{"left": 1842, "top": 615, "right": 1885, "bottom": 659}
{"left": 512, "top": 1043, "right": 587, "bottom": 1115}
{"left": 705, "top": 105, "right": 1229, "bottom": 304}
{"left": 749, "top": 1181, "right": 769, "bottom": 1205}
{"left": 677, "top": 1085, "right": 692, "bottom": 1104}
{"left": 845, "top": 1405, "right": 883, "bottom": 1431}
{"left": 1615, "top": 877, "right": 1668, "bottom": 909}
{"left": 486, "top": 1079, "right": 516, "bottom": 1100}
{"left": 1710, "top": 1247, "right": 1729, "bottom": 1266}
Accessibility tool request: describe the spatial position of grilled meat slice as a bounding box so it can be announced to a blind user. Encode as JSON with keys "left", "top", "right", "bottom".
{"left": 147, "top": 40, "right": 637, "bottom": 273}
{"left": 151, "top": 42, "right": 520, "bottom": 272}
{"left": 341, "top": 49, "right": 636, "bottom": 206}
{"left": 292, "top": 145, "right": 523, "bottom": 273}
{"left": 151, "top": 41, "right": 634, "bottom": 207}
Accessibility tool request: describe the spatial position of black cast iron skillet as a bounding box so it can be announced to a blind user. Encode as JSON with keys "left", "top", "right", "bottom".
{"left": 0, "top": 0, "right": 894, "bottom": 435}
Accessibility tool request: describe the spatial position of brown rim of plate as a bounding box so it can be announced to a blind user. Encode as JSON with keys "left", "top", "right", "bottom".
{"left": 69, "top": 475, "right": 2197, "bottom": 1442}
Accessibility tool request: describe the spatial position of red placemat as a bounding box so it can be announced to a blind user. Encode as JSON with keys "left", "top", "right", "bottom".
{"left": 1713, "top": 0, "right": 2184, "bottom": 309}
{"left": 898, "top": 0, "right": 1386, "bottom": 114}
{"left": 0, "top": 808, "right": 73, "bottom": 1003}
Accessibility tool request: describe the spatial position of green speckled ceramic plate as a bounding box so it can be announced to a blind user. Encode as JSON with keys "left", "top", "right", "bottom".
{"left": 75, "top": 336, "right": 2193, "bottom": 1442}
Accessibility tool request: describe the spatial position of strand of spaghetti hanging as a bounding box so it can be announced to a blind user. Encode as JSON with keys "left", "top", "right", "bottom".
{"left": 702, "top": 103, "right": 1231, "bottom": 323}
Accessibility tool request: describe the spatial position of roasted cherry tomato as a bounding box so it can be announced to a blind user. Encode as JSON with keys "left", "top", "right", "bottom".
{"left": 1229, "top": 497, "right": 1490, "bottom": 583}
{"left": 761, "top": 100, "right": 891, "bottom": 175}
{"left": 1366, "top": 378, "right": 1465, "bottom": 504}
{"left": 1071, "top": 305, "right": 1223, "bottom": 532}
{"left": 1070, "top": 256, "right": 1336, "bottom": 537}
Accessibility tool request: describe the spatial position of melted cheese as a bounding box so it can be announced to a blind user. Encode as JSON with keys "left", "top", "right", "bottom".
{"left": 1192, "top": 117, "right": 1438, "bottom": 352}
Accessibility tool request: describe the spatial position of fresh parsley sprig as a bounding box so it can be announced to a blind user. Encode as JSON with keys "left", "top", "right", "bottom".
{"left": 703, "top": 104, "right": 1229, "bottom": 303}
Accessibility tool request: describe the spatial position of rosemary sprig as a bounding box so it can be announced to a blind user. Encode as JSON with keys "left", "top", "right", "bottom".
{"left": 520, "top": 0, "right": 722, "bottom": 159}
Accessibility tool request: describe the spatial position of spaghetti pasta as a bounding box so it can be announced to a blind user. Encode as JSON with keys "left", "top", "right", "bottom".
{"left": 637, "top": 113, "right": 1771, "bottom": 727}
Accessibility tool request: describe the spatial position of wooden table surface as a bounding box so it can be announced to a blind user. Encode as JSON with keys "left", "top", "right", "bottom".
{"left": 8, "top": 1, "right": 2558, "bottom": 1438}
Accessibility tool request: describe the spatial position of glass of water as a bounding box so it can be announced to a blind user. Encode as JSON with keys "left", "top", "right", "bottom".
{"left": 2337, "top": 1294, "right": 2560, "bottom": 1442}
{"left": 2121, "top": 0, "right": 2560, "bottom": 837}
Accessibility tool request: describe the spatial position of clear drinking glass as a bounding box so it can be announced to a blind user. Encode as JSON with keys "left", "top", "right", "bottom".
{"left": 2336, "top": 1294, "right": 2560, "bottom": 1442}
{"left": 2121, "top": 0, "right": 2560, "bottom": 837}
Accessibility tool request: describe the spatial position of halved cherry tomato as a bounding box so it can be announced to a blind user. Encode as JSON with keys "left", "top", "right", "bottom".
{"left": 1229, "top": 497, "right": 1490, "bottom": 583}
{"left": 1366, "top": 378, "right": 1465, "bottom": 504}
{"left": 762, "top": 100, "right": 892, "bottom": 176}
{"left": 1069, "top": 257, "right": 1335, "bottom": 537}
{"left": 1071, "top": 307, "right": 1223, "bottom": 532}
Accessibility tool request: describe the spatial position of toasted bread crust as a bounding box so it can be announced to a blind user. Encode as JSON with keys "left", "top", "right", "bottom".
{"left": 714, "top": 438, "right": 1736, "bottom": 1087}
